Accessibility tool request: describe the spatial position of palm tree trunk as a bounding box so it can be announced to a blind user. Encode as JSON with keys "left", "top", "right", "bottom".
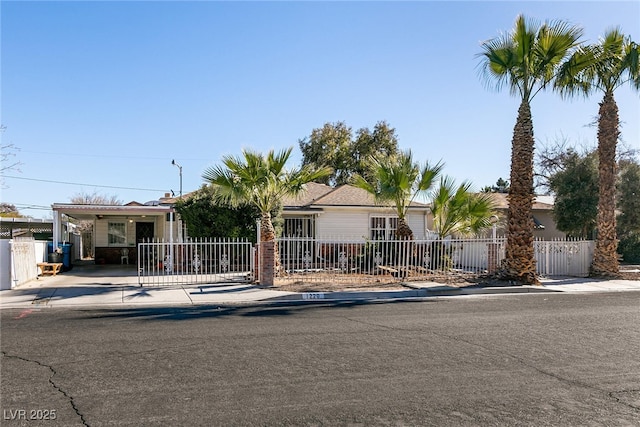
{"left": 499, "top": 100, "right": 539, "bottom": 285}
{"left": 395, "top": 217, "right": 414, "bottom": 240}
{"left": 591, "top": 91, "right": 620, "bottom": 277}
{"left": 260, "top": 211, "right": 282, "bottom": 275}
{"left": 260, "top": 211, "right": 276, "bottom": 242}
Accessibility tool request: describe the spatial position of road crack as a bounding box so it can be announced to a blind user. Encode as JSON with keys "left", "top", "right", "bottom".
{"left": 609, "top": 389, "right": 640, "bottom": 411}
{"left": 419, "top": 330, "right": 640, "bottom": 415}
{"left": 1, "top": 351, "right": 90, "bottom": 426}
{"left": 335, "top": 317, "right": 640, "bottom": 415}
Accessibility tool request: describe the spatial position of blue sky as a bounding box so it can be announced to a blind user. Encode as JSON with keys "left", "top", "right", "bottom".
{"left": 2, "top": 1, "right": 639, "bottom": 219}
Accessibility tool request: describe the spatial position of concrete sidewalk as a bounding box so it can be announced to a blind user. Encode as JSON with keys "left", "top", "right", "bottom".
{"left": 1, "top": 274, "right": 639, "bottom": 310}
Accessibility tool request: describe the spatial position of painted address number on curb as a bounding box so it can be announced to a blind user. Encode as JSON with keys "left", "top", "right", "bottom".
{"left": 302, "top": 292, "right": 325, "bottom": 300}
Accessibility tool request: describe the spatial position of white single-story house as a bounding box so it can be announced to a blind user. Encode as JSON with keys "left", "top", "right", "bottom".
{"left": 283, "top": 184, "right": 565, "bottom": 241}
{"left": 282, "top": 182, "right": 432, "bottom": 240}
{"left": 50, "top": 185, "right": 565, "bottom": 265}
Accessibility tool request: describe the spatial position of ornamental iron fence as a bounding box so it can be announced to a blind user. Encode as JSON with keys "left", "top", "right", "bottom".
{"left": 277, "top": 236, "right": 594, "bottom": 285}
{"left": 137, "top": 238, "right": 255, "bottom": 286}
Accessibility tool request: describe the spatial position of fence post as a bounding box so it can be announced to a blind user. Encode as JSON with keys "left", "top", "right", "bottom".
{"left": 260, "top": 240, "right": 275, "bottom": 286}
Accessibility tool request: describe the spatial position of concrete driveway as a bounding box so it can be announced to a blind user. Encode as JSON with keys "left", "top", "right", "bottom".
{"left": 25, "top": 262, "right": 140, "bottom": 289}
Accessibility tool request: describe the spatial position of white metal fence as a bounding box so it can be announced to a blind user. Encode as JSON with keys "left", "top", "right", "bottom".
{"left": 277, "top": 236, "right": 594, "bottom": 284}
{"left": 535, "top": 238, "right": 595, "bottom": 277}
{"left": 137, "top": 238, "right": 255, "bottom": 286}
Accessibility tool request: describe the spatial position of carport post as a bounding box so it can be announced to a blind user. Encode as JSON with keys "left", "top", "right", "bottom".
{"left": 53, "top": 210, "right": 59, "bottom": 250}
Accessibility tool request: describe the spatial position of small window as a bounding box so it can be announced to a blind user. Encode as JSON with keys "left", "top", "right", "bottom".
{"left": 108, "top": 222, "right": 126, "bottom": 245}
{"left": 370, "top": 216, "right": 398, "bottom": 240}
{"left": 284, "top": 217, "right": 313, "bottom": 237}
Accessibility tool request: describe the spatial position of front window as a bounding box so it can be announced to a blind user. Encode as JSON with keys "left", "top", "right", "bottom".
{"left": 108, "top": 222, "right": 126, "bottom": 245}
{"left": 370, "top": 216, "right": 398, "bottom": 240}
{"left": 284, "top": 217, "right": 314, "bottom": 237}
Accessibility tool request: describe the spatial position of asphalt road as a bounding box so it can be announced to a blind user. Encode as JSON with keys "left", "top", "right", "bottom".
{"left": 1, "top": 292, "right": 639, "bottom": 426}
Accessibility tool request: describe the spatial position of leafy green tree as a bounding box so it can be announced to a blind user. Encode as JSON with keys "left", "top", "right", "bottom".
{"left": 352, "top": 150, "right": 443, "bottom": 239}
{"left": 202, "top": 147, "right": 331, "bottom": 246}
{"left": 173, "top": 186, "right": 260, "bottom": 241}
{"left": 556, "top": 28, "right": 640, "bottom": 276}
{"left": 617, "top": 160, "right": 640, "bottom": 236}
{"left": 617, "top": 160, "right": 640, "bottom": 262}
{"left": 477, "top": 14, "right": 583, "bottom": 284}
{"left": 481, "top": 177, "right": 510, "bottom": 193}
{"left": 299, "top": 121, "right": 399, "bottom": 186}
{"left": 549, "top": 152, "right": 599, "bottom": 238}
{"left": 431, "top": 177, "right": 497, "bottom": 238}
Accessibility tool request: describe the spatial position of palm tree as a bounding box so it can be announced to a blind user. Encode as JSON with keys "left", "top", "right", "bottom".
{"left": 477, "top": 14, "right": 583, "bottom": 285}
{"left": 430, "top": 176, "right": 497, "bottom": 239}
{"left": 202, "top": 147, "right": 331, "bottom": 268}
{"left": 556, "top": 28, "right": 640, "bottom": 277}
{"left": 352, "top": 150, "right": 443, "bottom": 240}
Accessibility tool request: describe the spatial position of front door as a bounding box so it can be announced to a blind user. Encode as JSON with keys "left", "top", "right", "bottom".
{"left": 136, "top": 222, "right": 154, "bottom": 243}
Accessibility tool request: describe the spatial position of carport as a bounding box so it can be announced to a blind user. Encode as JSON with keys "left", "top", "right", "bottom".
{"left": 51, "top": 202, "right": 181, "bottom": 265}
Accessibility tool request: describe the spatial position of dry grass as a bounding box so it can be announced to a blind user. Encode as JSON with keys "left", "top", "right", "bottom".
{"left": 272, "top": 265, "right": 640, "bottom": 293}
{"left": 273, "top": 271, "right": 479, "bottom": 292}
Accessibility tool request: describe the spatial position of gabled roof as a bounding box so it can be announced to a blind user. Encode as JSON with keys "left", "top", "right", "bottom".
{"left": 283, "top": 183, "right": 428, "bottom": 209}
{"left": 484, "top": 193, "right": 554, "bottom": 210}
{"left": 283, "top": 182, "right": 334, "bottom": 207}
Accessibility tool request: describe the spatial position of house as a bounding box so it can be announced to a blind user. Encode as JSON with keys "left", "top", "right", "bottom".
{"left": 282, "top": 182, "right": 432, "bottom": 240}
{"left": 473, "top": 193, "right": 565, "bottom": 240}
{"left": 51, "top": 193, "right": 183, "bottom": 264}
{"left": 283, "top": 184, "right": 566, "bottom": 241}
{"left": 53, "top": 185, "right": 564, "bottom": 265}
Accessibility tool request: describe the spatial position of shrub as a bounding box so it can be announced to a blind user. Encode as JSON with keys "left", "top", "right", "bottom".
{"left": 619, "top": 232, "right": 640, "bottom": 264}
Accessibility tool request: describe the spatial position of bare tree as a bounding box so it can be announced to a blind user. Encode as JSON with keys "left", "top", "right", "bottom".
{"left": 70, "top": 191, "right": 122, "bottom": 206}
{"left": 1, "top": 125, "right": 22, "bottom": 188}
{"left": 68, "top": 192, "right": 122, "bottom": 259}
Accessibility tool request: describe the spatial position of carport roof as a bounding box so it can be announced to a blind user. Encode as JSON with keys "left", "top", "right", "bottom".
{"left": 52, "top": 203, "right": 174, "bottom": 220}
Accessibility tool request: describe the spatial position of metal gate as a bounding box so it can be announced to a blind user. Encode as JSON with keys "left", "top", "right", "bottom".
{"left": 137, "top": 238, "right": 255, "bottom": 286}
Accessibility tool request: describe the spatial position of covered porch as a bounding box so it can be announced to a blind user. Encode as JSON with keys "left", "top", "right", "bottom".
{"left": 51, "top": 203, "right": 182, "bottom": 265}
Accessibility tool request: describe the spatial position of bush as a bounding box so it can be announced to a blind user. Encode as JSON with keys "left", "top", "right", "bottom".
{"left": 619, "top": 232, "right": 640, "bottom": 264}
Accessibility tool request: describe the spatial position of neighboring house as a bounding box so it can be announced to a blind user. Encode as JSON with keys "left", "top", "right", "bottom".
{"left": 282, "top": 183, "right": 432, "bottom": 240}
{"left": 473, "top": 193, "right": 565, "bottom": 240}
{"left": 52, "top": 193, "right": 183, "bottom": 265}
{"left": 1, "top": 217, "right": 56, "bottom": 240}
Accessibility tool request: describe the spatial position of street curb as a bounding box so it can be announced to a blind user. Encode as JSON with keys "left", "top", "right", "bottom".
{"left": 263, "top": 284, "right": 557, "bottom": 304}
{"left": 0, "top": 283, "right": 603, "bottom": 311}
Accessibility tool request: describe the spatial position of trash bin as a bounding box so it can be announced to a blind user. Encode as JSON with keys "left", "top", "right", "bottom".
{"left": 48, "top": 252, "right": 63, "bottom": 263}
{"left": 47, "top": 242, "right": 73, "bottom": 271}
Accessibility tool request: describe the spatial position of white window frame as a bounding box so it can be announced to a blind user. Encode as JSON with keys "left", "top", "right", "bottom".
{"left": 370, "top": 216, "right": 398, "bottom": 240}
{"left": 284, "top": 216, "right": 315, "bottom": 237}
{"left": 108, "top": 222, "right": 126, "bottom": 246}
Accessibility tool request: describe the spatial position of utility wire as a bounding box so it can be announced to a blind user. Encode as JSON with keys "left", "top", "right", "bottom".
{"left": 1, "top": 175, "right": 167, "bottom": 192}
{"left": 18, "top": 149, "right": 204, "bottom": 162}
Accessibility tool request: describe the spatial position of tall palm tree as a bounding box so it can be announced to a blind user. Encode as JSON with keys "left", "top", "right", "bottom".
{"left": 477, "top": 14, "right": 583, "bottom": 285}
{"left": 430, "top": 176, "right": 497, "bottom": 239}
{"left": 352, "top": 150, "right": 443, "bottom": 240}
{"left": 556, "top": 28, "right": 640, "bottom": 276}
{"left": 202, "top": 147, "right": 331, "bottom": 248}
